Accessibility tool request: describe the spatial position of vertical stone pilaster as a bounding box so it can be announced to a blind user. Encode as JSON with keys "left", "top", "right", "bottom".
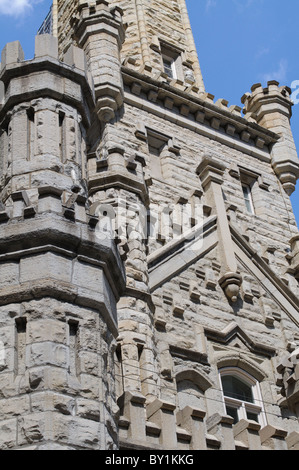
{"left": 147, "top": 399, "right": 177, "bottom": 449}
{"left": 233, "top": 419, "right": 262, "bottom": 450}
{"left": 197, "top": 156, "right": 242, "bottom": 302}
{"left": 117, "top": 391, "right": 147, "bottom": 442}
{"left": 206, "top": 413, "right": 235, "bottom": 450}
{"left": 260, "top": 425, "right": 288, "bottom": 450}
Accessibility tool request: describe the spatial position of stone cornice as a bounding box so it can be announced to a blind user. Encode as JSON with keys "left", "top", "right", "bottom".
{"left": 122, "top": 66, "right": 279, "bottom": 161}
{"left": 0, "top": 212, "right": 126, "bottom": 301}
{"left": 0, "top": 56, "right": 95, "bottom": 128}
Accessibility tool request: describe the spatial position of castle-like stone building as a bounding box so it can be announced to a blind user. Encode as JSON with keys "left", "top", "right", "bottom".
{"left": 0, "top": 0, "right": 299, "bottom": 451}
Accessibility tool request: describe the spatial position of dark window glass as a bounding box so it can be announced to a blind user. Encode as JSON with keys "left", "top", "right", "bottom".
{"left": 246, "top": 411, "right": 259, "bottom": 422}
{"left": 163, "top": 58, "right": 174, "bottom": 78}
{"left": 222, "top": 375, "right": 254, "bottom": 403}
{"left": 226, "top": 406, "right": 239, "bottom": 424}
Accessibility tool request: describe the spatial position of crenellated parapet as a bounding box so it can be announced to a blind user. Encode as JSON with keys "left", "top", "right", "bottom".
{"left": 0, "top": 35, "right": 95, "bottom": 202}
{"left": 242, "top": 81, "right": 299, "bottom": 195}
{"left": 118, "top": 396, "right": 298, "bottom": 450}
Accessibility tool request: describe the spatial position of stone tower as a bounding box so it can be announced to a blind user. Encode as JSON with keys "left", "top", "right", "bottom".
{"left": 1, "top": 0, "right": 299, "bottom": 451}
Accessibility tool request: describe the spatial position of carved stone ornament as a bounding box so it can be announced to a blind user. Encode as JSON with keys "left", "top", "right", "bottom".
{"left": 219, "top": 272, "right": 242, "bottom": 303}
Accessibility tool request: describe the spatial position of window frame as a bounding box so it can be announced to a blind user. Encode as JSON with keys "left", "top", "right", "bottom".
{"left": 162, "top": 54, "right": 177, "bottom": 80}
{"left": 242, "top": 182, "right": 255, "bottom": 215}
{"left": 219, "top": 367, "right": 266, "bottom": 427}
{"left": 159, "top": 42, "right": 183, "bottom": 81}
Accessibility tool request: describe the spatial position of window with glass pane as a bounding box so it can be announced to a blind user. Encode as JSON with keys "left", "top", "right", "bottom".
{"left": 222, "top": 375, "right": 254, "bottom": 403}
{"left": 220, "top": 368, "right": 265, "bottom": 426}
{"left": 163, "top": 57, "right": 175, "bottom": 79}
{"left": 242, "top": 183, "right": 254, "bottom": 214}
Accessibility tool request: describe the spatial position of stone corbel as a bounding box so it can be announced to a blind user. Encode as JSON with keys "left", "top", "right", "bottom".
{"left": 219, "top": 272, "right": 242, "bottom": 303}
{"left": 273, "top": 160, "right": 299, "bottom": 196}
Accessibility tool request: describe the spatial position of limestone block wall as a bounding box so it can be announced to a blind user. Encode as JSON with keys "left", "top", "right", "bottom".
{"left": 1, "top": 0, "right": 299, "bottom": 452}
{"left": 106, "top": 71, "right": 299, "bottom": 448}
{"left": 0, "top": 34, "right": 126, "bottom": 450}
{"left": 57, "top": 0, "right": 205, "bottom": 91}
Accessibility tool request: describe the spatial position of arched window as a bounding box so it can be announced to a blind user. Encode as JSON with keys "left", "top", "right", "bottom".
{"left": 219, "top": 367, "right": 266, "bottom": 426}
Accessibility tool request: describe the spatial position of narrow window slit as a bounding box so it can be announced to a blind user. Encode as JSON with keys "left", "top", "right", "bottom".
{"left": 68, "top": 320, "right": 79, "bottom": 377}
{"left": 26, "top": 107, "right": 35, "bottom": 161}
{"left": 59, "top": 111, "right": 65, "bottom": 162}
{"left": 15, "top": 317, "right": 27, "bottom": 376}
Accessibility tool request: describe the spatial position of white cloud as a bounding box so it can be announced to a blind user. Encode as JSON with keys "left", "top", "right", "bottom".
{"left": 261, "top": 59, "right": 288, "bottom": 84}
{"left": 255, "top": 47, "right": 270, "bottom": 60}
{"left": 0, "top": 0, "right": 43, "bottom": 17}
{"left": 205, "top": 0, "right": 217, "bottom": 11}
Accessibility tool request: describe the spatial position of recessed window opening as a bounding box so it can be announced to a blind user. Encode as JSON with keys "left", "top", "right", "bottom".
{"left": 147, "top": 129, "right": 169, "bottom": 180}
{"left": 242, "top": 183, "right": 255, "bottom": 214}
{"left": 160, "top": 42, "right": 182, "bottom": 81}
{"left": 219, "top": 367, "right": 266, "bottom": 427}
{"left": 163, "top": 55, "right": 177, "bottom": 79}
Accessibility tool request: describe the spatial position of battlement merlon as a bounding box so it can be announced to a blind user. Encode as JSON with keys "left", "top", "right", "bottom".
{"left": 0, "top": 36, "right": 94, "bottom": 123}
{"left": 242, "top": 81, "right": 299, "bottom": 196}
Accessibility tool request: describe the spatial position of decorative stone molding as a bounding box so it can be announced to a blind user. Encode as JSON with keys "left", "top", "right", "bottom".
{"left": 277, "top": 348, "right": 299, "bottom": 416}
{"left": 219, "top": 272, "right": 242, "bottom": 303}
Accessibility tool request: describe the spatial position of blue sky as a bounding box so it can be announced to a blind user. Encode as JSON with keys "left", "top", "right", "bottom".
{"left": 186, "top": 0, "right": 299, "bottom": 226}
{"left": 0, "top": 0, "right": 298, "bottom": 227}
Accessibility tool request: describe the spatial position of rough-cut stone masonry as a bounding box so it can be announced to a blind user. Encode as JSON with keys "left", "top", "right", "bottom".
{"left": 0, "top": 0, "right": 299, "bottom": 450}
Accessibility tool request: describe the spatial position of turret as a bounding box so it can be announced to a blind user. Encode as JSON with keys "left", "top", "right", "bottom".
{"left": 0, "top": 34, "right": 125, "bottom": 450}
{"left": 242, "top": 81, "right": 299, "bottom": 195}
{"left": 71, "top": 0, "right": 125, "bottom": 123}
